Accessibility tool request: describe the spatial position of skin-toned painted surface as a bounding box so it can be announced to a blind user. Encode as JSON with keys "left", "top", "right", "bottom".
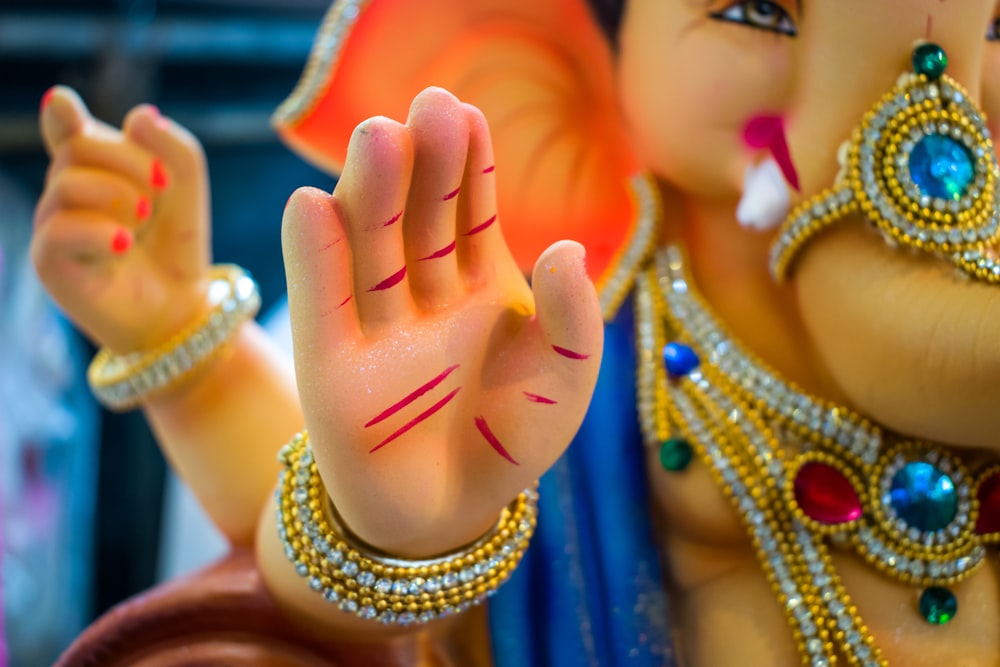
{"left": 30, "top": 0, "right": 1000, "bottom": 665}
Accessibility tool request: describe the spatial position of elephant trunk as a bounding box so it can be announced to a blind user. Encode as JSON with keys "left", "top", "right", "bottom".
{"left": 780, "top": 0, "right": 1000, "bottom": 450}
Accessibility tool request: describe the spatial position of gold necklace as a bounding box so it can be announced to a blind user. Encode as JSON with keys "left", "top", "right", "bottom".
{"left": 634, "top": 244, "right": 1000, "bottom": 667}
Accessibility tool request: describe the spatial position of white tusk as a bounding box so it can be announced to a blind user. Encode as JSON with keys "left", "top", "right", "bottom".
{"left": 736, "top": 158, "right": 791, "bottom": 232}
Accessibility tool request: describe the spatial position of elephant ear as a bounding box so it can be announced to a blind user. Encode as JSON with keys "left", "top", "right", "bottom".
{"left": 273, "top": 0, "right": 654, "bottom": 315}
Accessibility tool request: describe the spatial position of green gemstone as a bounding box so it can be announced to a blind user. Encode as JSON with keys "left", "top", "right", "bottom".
{"left": 913, "top": 43, "right": 948, "bottom": 80}
{"left": 919, "top": 586, "right": 957, "bottom": 625}
{"left": 659, "top": 438, "right": 693, "bottom": 472}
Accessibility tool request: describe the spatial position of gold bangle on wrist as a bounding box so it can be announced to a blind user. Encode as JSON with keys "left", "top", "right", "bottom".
{"left": 770, "top": 42, "right": 1000, "bottom": 283}
{"left": 87, "top": 264, "right": 261, "bottom": 411}
{"left": 275, "top": 431, "right": 538, "bottom": 626}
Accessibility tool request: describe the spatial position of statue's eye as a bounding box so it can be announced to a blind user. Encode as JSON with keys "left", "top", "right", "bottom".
{"left": 710, "top": 0, "right": 798, "bottom": 37}
{"left": 988, "top": 18, "right": 1000, "bottom": 41}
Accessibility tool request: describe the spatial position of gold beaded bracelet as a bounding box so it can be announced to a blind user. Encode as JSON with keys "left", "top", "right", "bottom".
{"left": 770, "top": 43, "right": 1000, "bottom": 283}
{"left": 276, "top": 431, "right": 538, "bottom": 626}
{"left": 87, "top": 265, "right": 260, "bottom": 411}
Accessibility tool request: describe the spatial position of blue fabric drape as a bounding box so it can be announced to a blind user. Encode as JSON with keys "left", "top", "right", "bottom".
{"left": 490, "top": 301, "right": 676, "bottom": 666}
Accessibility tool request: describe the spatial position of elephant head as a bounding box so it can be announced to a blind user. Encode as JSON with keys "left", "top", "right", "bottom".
{"left": 272, "top": 0, "right": 1000, "bottom": 451}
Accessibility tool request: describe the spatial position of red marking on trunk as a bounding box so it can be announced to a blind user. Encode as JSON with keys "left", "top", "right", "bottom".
{"left": 464, "top": 214, "right": 497, "bottom": 237}
{"left": 383, "top": 210, "right": 403, "bottom": 227}
{"left": 524, "top": 392, "right": 557, "bottom": 405}
{"left": 443, "top": 186, "right": 461, "bottom": 201}
{"left": 136, "top": 197, "right": 151, "bottom": 221}
{"left": 552, "top": 345, "right": 589, "bottom": 360}
{"left": 926, "top": 14, "right": 933, "bottom": 38}
{"left": 40, "top": 88, "right": 55, "bottom": 112}
{"left": 482, "top": 165, "right": 495, "bottom": 174}
{"left": 475, "top": 416, "right": 519, "bottom": 465}
{"left": 110, "top": 229, "right": 133, "bottom": 254}
{"left": 369, "top": 386, "right": 461, "bottom": 453}
{"left": 743, "top": 115, "right": 800, "bottom": 192}
{"left": 368, "top": 266, "right": 406, "bottom": 292}
{"left": 151, "top": 160, "right": 169, "bottom": 190}
{"left": 420, "top": 241, "right": 456, "bottom": 261}
{"left": 365, "top": 364, "right": 460, "bottom": 428}
{"left": 336, "top": 295, "right": 352, "bottom": 309}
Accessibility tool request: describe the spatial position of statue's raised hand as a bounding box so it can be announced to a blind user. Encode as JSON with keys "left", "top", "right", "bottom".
{"left": 281, "top": 88, "right": 604, "bottom": 555}
{"left": 32, "top": 87, "right": 211, "bottom": 353}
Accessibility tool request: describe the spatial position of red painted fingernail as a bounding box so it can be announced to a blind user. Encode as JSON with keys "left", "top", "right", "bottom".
{"left": 151, "top": 160, "right": 169, "bottom": 190}
{"left": 111, "top": 229, "right": 133, "bottom": 254}
{"left": 154, "top": 115, "right": 171, "bottom": 131}
{"left": 136, "top": 197, "right": 151, "bottom": 221}
{"left": 147, "top": 105, "right": 161, "bottom": 119}
{"left": 40, "top": 87, "right": 56, "bottom": 112}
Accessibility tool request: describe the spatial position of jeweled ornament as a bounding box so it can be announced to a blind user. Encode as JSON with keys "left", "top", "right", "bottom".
{"left": 659, "top": 437, "right": 693, "bottom": 472}
{"left": 794, "top": 461, "right": 863, "bottom": 525}
{"left": 975, "top": 469, "right": 1000, "bottom": 535}
{"left": 908, "top": 135, "right": 975, "bottom": 201}
{"left": 663, "top": 342, "right": 700, "bottom": 378}
{"left": 912, "top": 42, "right": 948, "bottom": 80}
{"left": 889, "top": 462, "right": 958, "bottom": 532}
{"left": 918, "top": 586, "right": 957, "bottom": 625}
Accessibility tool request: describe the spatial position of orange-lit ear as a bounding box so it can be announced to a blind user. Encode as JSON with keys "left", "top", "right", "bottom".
{"left": 273, "top": 0, "right": 644, "bottom": 290}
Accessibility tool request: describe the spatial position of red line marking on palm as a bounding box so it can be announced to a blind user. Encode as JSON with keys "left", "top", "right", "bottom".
{"left": 464, "top": 214, "right": 496, "bottom": 237}
{"left": 369, "top": 386, "right": 461, "bottom": 454}
{"left": 420, "top": 241, "right": 456, "bottom": 261}
{"left": 365, "top": 364, "right": 461, "bottom": 428}
{"left": 552, "top": 345, "right": 589, "bottom": 360}
{"left": 474, "top": 416, "right": 519, "bottom": 465}
{"left": 368, "top": 266, "right": 407, "bottom": 292}
{"left": 523, "top": 392, "right": 557, "bottom": 405}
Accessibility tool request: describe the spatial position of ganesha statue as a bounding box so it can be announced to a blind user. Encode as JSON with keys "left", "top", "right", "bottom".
{"left": 31, "top": 0, "right": 1000, "bottom": 665}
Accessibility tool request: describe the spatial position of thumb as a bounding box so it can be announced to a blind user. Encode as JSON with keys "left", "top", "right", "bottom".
{"left": 530, "top": 240, "right": 604, "bottom": 368}
{"left": 40, "top": 86, "right": 91, "bottom": 156}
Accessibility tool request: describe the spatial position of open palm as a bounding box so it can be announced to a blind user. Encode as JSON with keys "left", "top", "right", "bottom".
{"left": 282, "top": 88, "right": 604, "bottom": 556}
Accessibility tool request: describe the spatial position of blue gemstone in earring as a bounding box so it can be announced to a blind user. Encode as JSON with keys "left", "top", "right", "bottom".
{"left": 909, "top": 134, "right": 975, "bottom": 201}
{"left": 663, "top": 342, "right": 700, "bottom": 378}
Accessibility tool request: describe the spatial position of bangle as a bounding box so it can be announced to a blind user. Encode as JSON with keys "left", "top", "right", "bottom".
{"left": 275, "top": 431, "right": 538, "bottom": 626}
{"left": 87, "top": 265, "right": 261, "bottom": 411}
{"left": 770, "top": 42, "right": 1000, "bottom": 283}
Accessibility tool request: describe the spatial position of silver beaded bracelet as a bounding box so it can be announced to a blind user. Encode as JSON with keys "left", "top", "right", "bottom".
{"left": 87, "top": 265, "right": 260, "bottom": 411}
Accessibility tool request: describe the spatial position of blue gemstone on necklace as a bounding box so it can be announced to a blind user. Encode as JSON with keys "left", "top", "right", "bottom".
{"left": 908, "top": 134, "right": 975, "bottom": 201}
{"left": 663, "top": 342, "right": 700, "bottom": 378}
{"left": 888, "top": 461, "right": 958, "bottom": 532}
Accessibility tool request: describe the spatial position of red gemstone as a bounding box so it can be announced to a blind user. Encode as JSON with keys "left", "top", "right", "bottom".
{"left": 794, "top": 462, "right": 863, "bottom": 525}
{"left": 975, "top": 471, "right": 1000, "bottom": 535}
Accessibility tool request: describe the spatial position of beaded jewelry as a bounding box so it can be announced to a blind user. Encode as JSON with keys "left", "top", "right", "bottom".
{"left": 770, "top": 43, "right": 1000, "bottom": 283}
{"left": 275, "top": 431, "right": 537, "bottom": 626}
{"left": 637, "top": 244, "right": 1000, "bottom": 666}
{"left": 88, "top": 264, "right": 260, "bottom": 411}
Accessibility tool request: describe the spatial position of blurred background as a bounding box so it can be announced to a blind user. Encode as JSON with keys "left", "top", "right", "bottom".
{"left": 0, "top": 1, "right": 336, "bottom": 663}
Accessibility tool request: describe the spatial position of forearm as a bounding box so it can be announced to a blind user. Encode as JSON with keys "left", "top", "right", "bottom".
{"left": 144, "top": 321, "right": 303, "bottom": 546}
